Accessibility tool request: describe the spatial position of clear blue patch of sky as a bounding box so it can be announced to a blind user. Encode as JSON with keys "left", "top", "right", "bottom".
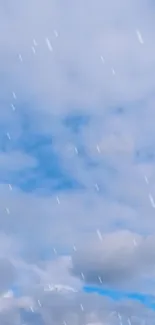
{"left": 0, "top": 110, "right": 86, "bottom": 193}
{"left": 0, "top": 107, "right": 130, "bottom": 195}
{"left": 83, "top": 285, "right": 155, "bottom": 310}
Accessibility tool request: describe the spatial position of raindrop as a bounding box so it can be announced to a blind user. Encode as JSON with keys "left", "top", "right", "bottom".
{"left": 96, "top": 229, "right": 103, "bottom": 241}
{"left": 45, "top": 38, "right": 53, "bottom": 52}
{"left": 136, "top": 29, "right": 144, "bottom": 44}
{"left": 18, "top": 54, "right": 23, "bottom": 62}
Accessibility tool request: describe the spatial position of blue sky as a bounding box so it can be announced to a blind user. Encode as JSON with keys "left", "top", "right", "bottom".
{"left": 0, "top": 0, "right": 155, "bottom": 323}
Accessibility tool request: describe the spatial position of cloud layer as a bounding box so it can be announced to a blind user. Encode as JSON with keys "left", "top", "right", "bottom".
{"left": 0, "top": 0, "right": 155, "bottom": 323}
{"left": 71, "top": 231, "right": 155, "bottom": 290}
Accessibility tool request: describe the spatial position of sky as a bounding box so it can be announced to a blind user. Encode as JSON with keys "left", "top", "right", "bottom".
{"left": 0, "top": 0, "right": 155, "bottom": 323}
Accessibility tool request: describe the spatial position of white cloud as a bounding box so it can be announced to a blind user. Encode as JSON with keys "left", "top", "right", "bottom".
{"left": 0, "top": 151, "right": 37, "bottom": 171}
{"left": 71, "top": 230, "right": 155, "bottom": 292}
{"left": 0, "top": 0, "right": 155, "bottom": 114}
{"left": 0, "top": 0, "right": 155, "bottom": 322}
